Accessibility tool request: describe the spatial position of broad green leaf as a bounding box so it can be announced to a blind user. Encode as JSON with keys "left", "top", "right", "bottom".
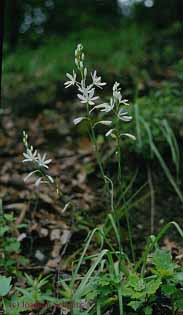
{"left": 0, "top": 226, "right": 9, "bottom": 236}
{"left": 5, "top": 241, "right": 20, "bottom": 253}
{"left": 146, "top": 277, "right": 161, "bottom": 295}
{"left": 128, "top": 300, "right": 142, "bottom": 311}
{"left": 144, "top": 305, "right": 153, "bottom": 315}
{"left": 152, "top": 249, "right": 177, "bottom": 277}
{"left": 0, "top": 276, "right": 12, "bottom": 296}
{"left": 173, "top": 272, "right": 183, "bottom": 283}
{"left": 175, "top": 299, "right": 183, "bottom": 309}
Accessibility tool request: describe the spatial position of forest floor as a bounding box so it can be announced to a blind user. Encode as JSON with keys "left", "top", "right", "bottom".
{"left": 0, "top": 103, "right": 183, "bottom": 279}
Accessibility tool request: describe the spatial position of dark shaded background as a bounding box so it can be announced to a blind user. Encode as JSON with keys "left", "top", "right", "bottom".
{"left": 2, "top": 0, "right": 183, "bottom": 113}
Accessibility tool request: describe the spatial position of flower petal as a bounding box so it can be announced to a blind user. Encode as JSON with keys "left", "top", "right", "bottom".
{"left": 73, "top": 117, "right": 87, "bottom": 125}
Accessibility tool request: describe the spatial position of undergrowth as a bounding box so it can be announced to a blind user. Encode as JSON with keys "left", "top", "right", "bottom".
{"left": 0, "top": 44, "right": 183, "bottom": 315}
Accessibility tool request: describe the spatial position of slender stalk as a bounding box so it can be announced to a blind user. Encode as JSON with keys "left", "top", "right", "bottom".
{"left": 97, "top": 300, "right": 101, "bottom": 315}
{"left": 115, "top": 112, "right": 135, "bottom": 263}
{"left": 117, "top": 135, "right": 122, "bottom": 183}
{"left": 118, "top": 287, "right": 124, "bottom": 315}
{"left": 147, "top": 165, "right": 155, "bottom": 234}
{"left": 89, "top": 117, "right": 105, "bottom": 180}
{"left": 86, "top": 103, "right": 110, "bottom": 202}
{"left": 172, "top": 300, "right": 175, "bottom": 315}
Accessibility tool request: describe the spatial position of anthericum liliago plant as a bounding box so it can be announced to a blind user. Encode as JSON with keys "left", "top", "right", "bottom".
{"left": 65, "top": 43, "right": 136, "bottom": 261}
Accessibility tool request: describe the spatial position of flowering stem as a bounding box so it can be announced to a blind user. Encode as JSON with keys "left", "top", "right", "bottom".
{"left": 115, "top": 114, "right": 135, "bottom": 263}
{"left": 117, "top": 135, "right": 122, "bottom": 183}
{"left": 86, "top": 103, "right": 110, "bottom": 202}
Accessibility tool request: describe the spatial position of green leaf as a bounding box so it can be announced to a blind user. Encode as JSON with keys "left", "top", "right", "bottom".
{"left": 0, "top": 226, "right": 9, "bottom": 236}
{"left": 146, "top": 277, "right": 161, "bottom": 295}
{"left": 162, "top": 284, "right": 177, "bottom": 296}
{"left": 152, "top": 249, "right": 177, "bottom": 277}
{"left": 175, "top": 299, "right": 183, "bottom": 309}
{"left": 172, "top": 272, "right": 183, "bottom": 284}
{"left": 121, "top": 285, "right": 134, "bottom": 297}
{"left": 0, "top": 276, "right": 12, "bottom": 296}
{"left": 4, "top": 214, "right": 14, "bottom": 222}
{"left": 5, "top": 240, "right": 20, "bottom": 253}
{"left": 144, "top": 305, "right": 153, "bottom": 315}
{"left": 128, "top": 273, "right": 139, "bottom": 288}
{"left": 128, "top": 300, "right": 142, "bottom": 311}
{"left": 131, "top": 292, "right": 146, "bottom": 299}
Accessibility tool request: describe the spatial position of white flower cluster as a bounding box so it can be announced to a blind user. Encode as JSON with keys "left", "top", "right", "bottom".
{"left": 64, "top": 44, "right": 135, "bottom": 141}
{"left": 102, "top": 81, "right": 136, "bottom": 140}
{"left": 22, "top": 131, "right": 54, "bottom": 187}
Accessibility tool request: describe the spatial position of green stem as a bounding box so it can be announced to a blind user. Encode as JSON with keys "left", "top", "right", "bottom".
{"left": 90, "top": 120, "right": 106, "bottom": 180}
{"left": 172, "top": 300, "right": 175, "bottom": 315}
{"left": 97, "top": 300, "right": 101, "bottom": 315}
{"left": 125, "top": 207, "right": 135, "bottom": 263}
{"left": 86, "top": 104, "right": 110, "bottom": 202}
{"left": 117, "top": 135, "right": 122, "bottom": 183}
{"left": 118, "top": 287, "right": 124, "bottom": 315}
{"left": 116, "top": 118, "right": 135, "bottom": 263}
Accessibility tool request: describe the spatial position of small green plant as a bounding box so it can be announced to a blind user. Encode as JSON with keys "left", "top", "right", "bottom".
{"left": 22, "top": 131, "right": 54, "bottom": 187}
{"left": 152, "top": 249, "right": 183, "bottom": 314}
{"left": 0, "top": 203, "right": 28, "bottom": 275}
{"left": 3, "top": 274, "right": 58, "bottom": 315}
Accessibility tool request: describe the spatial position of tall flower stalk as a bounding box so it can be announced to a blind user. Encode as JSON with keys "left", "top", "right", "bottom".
{"left": 65, "top": 44, "right": 108, "bottom": 188}
{"left": 22, "top": 131, "right": 54, "bottom": 188}
{"left": 65, "top": 44, "right": 136, "bottom": 262}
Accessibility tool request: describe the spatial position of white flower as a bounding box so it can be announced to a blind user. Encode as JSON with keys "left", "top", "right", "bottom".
{"left": 89, "top": 101, "right": 114, "bottom": 114}
{"left": 75, "top": 44, "right": 83, "bottom": 58}
{"left": 113, "top": 90, "right": 122, "bottom": 103}
{"left": 46, "top": 175, "right": 54, "bottom": 183}
{"left": 73, "top": 117, "right": 87, "bottom": 125}
{"left": 64, "top": 70, "right": 76, "bottom": 88}
{"left": 121, "top": 99, "right": 129, "bottom": 106}
{"left": 35, "top": 177, "right": 47, "bottom": 187}
{"left": 105, "top": 129, "right": 116, "bottom": 138}
{"left": 118, "top": 108, "right": 132, "bottom": 122}
{"left": 94, "top": 120, "right": 112, "bottom": 128}
{"left": 75, "top": 44, "right": 84, "bottom": 68}
{"left": 77, "top": 87, "right": 99, "bottom": 105}
{"left": 112, "top": 82, "right": 129, "bottom": 105}
{"left": 98, "top": 120, "right": 112, "bottom": 126}
{"left": 37, "top": 153, "right": 52, "bottom": 169}
{"left": 24, "top": 170, "right": 38, "bottom": 183}
{"left": 120, "top": 133, "right": 136, "bottom": 140}
{"left": 22, "top": 134, "right": 54, "bottom": 188}
{"left": 113, "top": 82, "right": 120, "bottom": 91}
{"left": 23, "top": 147, "right": 38, "bottom": 163}
{"left": 91, "top": 70, "right": 106, "bottom": 89}
{"left": 84, "top": 67, "right": 87, "bottom": 79}
{"left": 79, "top": 81, "right": 93, "bottom": 93}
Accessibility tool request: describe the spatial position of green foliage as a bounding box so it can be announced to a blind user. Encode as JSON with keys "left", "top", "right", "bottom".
{"left": 0, "top": 276, "right": 12, "bottom": 296}
{"left": 3, "top": 23, "right": 149, "bottom": 110}
{"left": 15, "top": 274, "right": 55, "bottom": 304}
{"left": 0, "top": 210, "right": 28, "bottom": 274}
{"left": 132, "top": 80, "right": 183, "bottom": 157}
{"left": 3, "top": 274, "right": 58, "bottom": 315}
{"left": 151, "top": 248, "right": 177, "bottom": 277}
{"left": 2, "top": 19, "right": 183, "bottom": 314}
{"left": 151, "top": 248, "right": 183, "bottom": 313}
{"left": 57, "top": 221, "right": 183, "bottom": 315}
{"left": 59, "top": 248, "right": 183, "bottom": 314}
